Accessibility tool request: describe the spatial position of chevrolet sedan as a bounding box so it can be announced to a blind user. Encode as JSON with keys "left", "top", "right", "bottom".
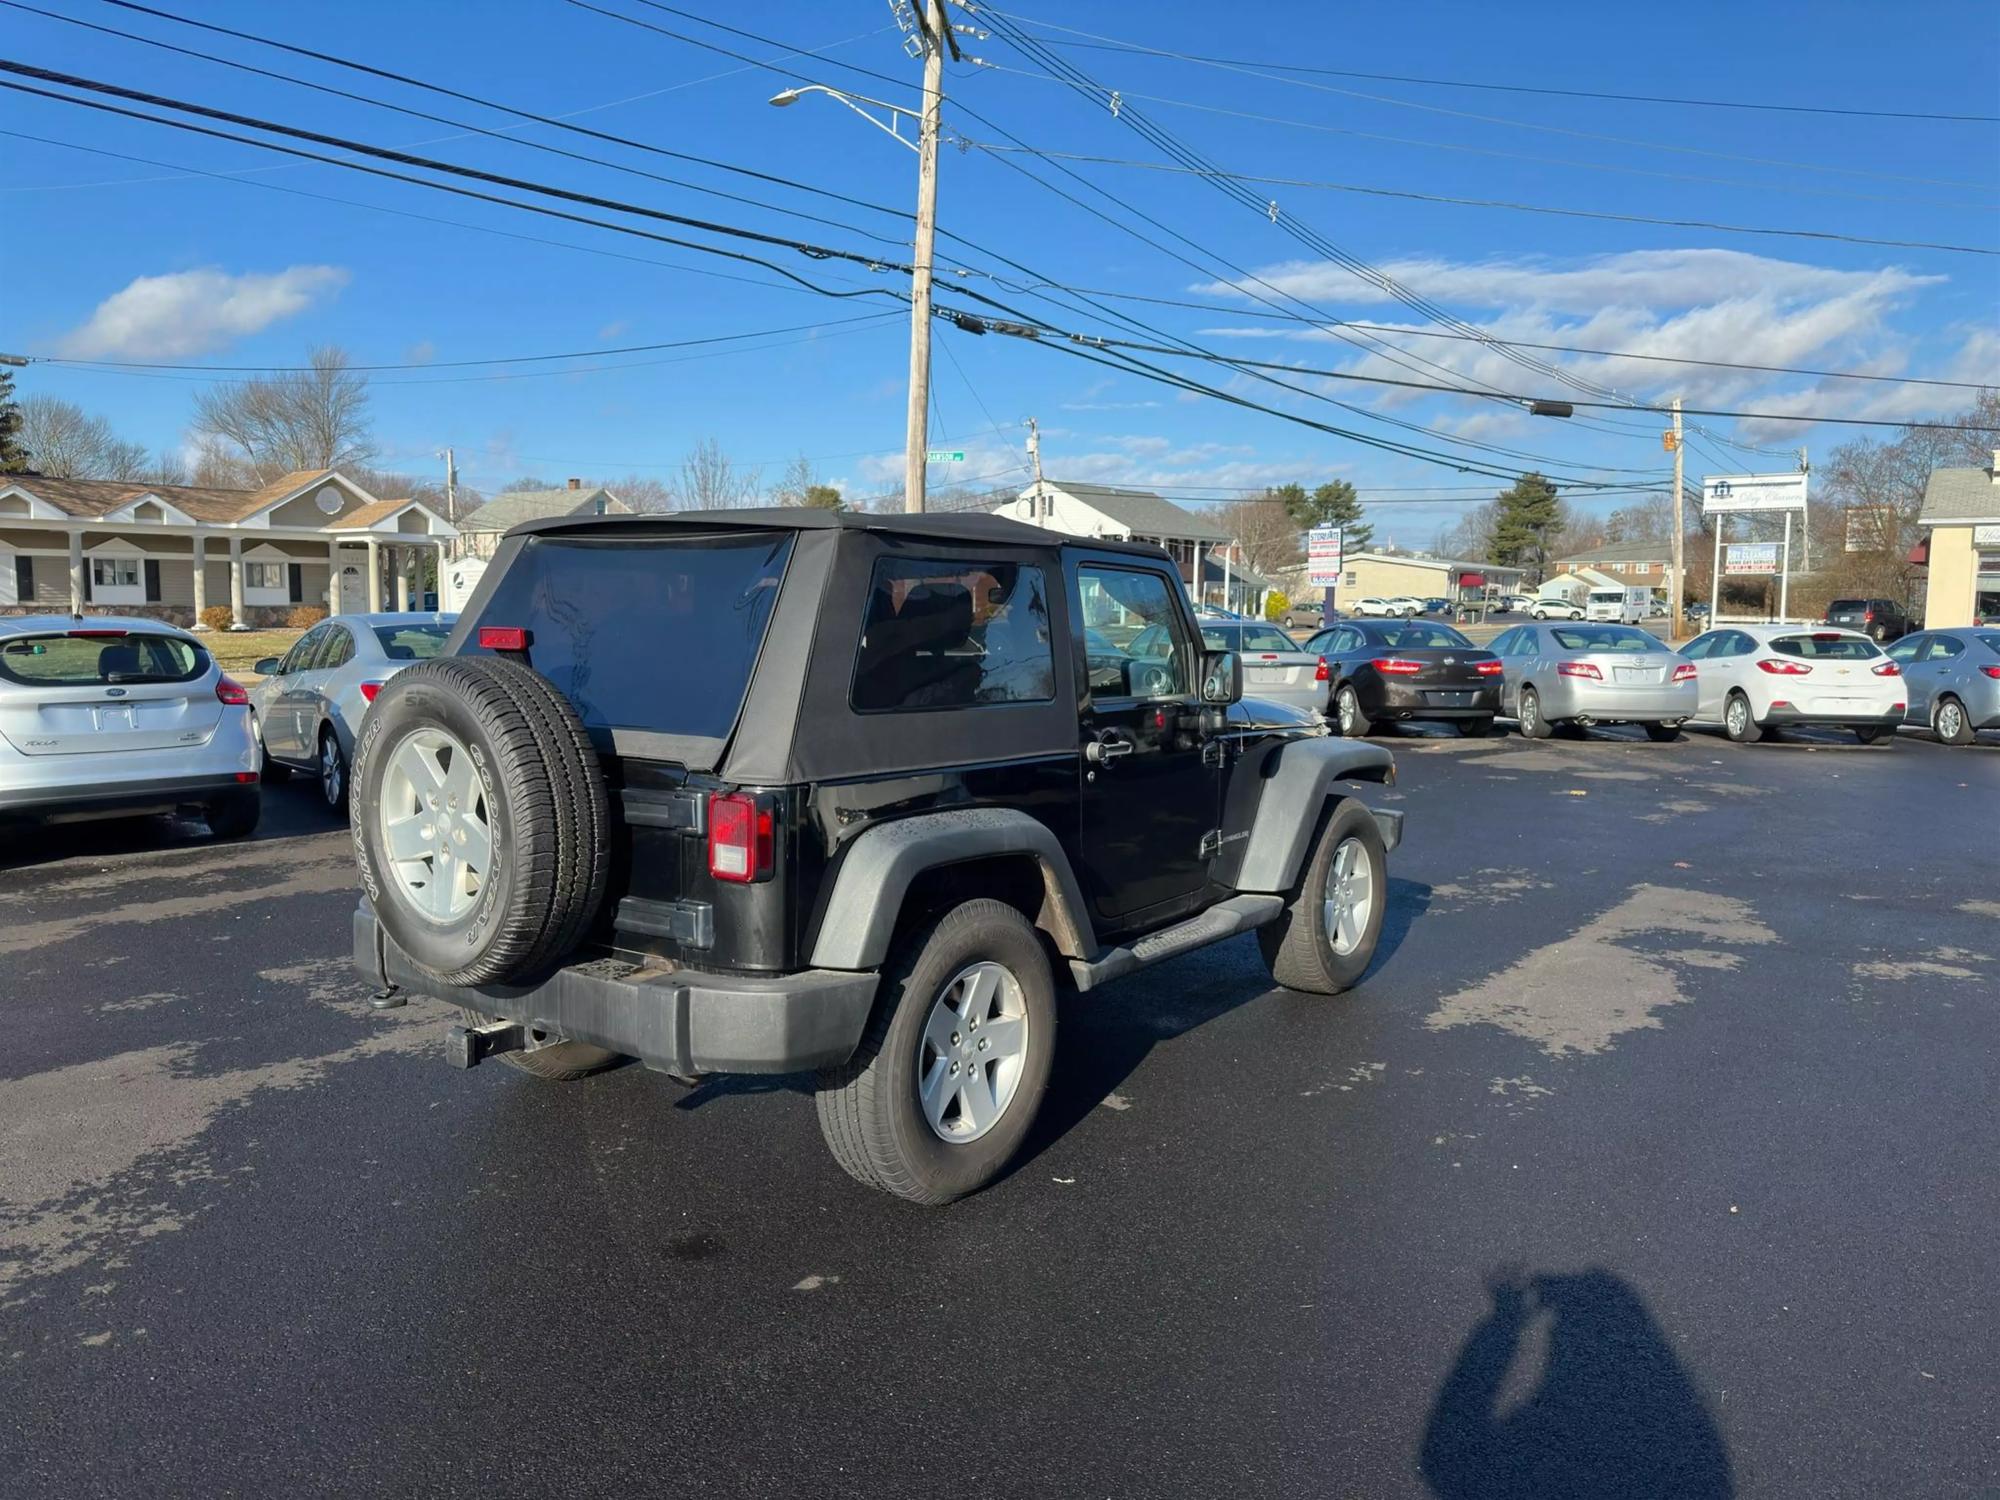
{"left": 1490, "top": 622, "right": 1696, "bottom": 740}
{"left": 1679, "top": 625, "right": 1904, "bottom": 743}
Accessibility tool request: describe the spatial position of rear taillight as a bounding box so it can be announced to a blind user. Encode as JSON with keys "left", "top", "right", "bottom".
{"left": 358, "top": 681, "right": 385, "bottom": 702}
{"left": 1863, "top": 610, "right": 1875, "bottom": 622}
{"left": 1474, "top": 660, "right": 1503, "bottom": 676}
{"left": 1314, "top": 656, "right": 1329, "bottom": 682}
{"left": 1672, "top": 662, "right": 1697, "bottom": 682}
{"left": 1981, "top": 665, "right": 2000, "bottom": 680}
{"left": 1870, "top": 661, "right": 1900, "bottom": 678}
{"left": 1756, "top": 659, "right": 1811, "bottom": 675}
{"left": 215, "top": 675, "right": 249, "bottom": 706}
{"left": 1371, "top": 658, "right": 1424, "bottom": 675}
{"left": 708, "top": 792, "right": 774, "bottom": 883}
{"left": 1557, "top": 661, "right": 1602, "bottom": 680}
{"left": 478, "top": 625, "right": 530, "bottom": 652}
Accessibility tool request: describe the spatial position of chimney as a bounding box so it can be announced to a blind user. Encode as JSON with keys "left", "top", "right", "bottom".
{"left": 568, "top": 477, "right": 581, "bottom": 490}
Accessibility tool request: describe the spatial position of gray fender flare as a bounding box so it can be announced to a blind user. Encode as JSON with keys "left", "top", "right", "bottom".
{"left": 1233, "top": 738, "right": 1401, "bottom": 894}
{"left": 808, "top": 807, "right": 1097, "bottom": 970}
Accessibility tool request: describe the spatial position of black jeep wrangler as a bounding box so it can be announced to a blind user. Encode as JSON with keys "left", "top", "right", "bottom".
{"left": 350, "top": 510, "right": 1404, "bottom": 1203}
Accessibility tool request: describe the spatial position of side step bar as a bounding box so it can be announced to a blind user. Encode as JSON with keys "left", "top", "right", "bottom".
{"left": 1068, "top": 894, "right": 1285, "bottom": 993}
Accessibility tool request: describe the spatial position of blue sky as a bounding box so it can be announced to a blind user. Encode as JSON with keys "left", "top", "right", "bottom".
{"left": 4, "top": 0, "right": 1995, "bottom": 540}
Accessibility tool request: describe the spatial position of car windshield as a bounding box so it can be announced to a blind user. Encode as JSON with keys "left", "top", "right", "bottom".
{"left": 1771, "top": 633, "right": 1880, "bottom": 659}
{"left": 372, "top": 624, "right": 453, "bottom": 660}
{"left": 1084, "top": 628, "right": 1121, "bottom": 656}
{"left": 1549, "top": 626, "right": 1659, "bottom": 653}
{"left": 1377, "top": 624, "right": 1473, "bottom": 649}
{"left": 0, "top": 631, "right": 205, "bottom": 686}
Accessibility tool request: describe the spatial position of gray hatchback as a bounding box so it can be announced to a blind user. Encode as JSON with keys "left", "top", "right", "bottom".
{"left": 249, "top": 612, "right": 456, "bottom": 809}
{"left": 1883, "top": 628, "right": 2000, "bottom": 744}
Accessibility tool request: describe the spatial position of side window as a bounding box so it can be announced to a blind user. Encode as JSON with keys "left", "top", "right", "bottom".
{"left": 318, "top": 625, "right": 356, "bottom": 672}
{"left": 852, "top": 557, "right": 1055, "bottom": 712}
{"left": 1885, "top": 635, "right": 1924, "bottom": 663}
{"left": 1332, "top": 627, "right": 1362, "bottom": 654}
{"left": 1680, "top": 632, "right": 1713, "bottom": 660}
{"left": 1077, "top": 566, "right": 1192, "bottom": 700}
{"left": 1490, "top": 628, "right": 1518, "bottom": 656}
{"left": 1926, "top": 635, "right": 1964, "bottom": 661}
{"left": 1518, "top": 630, "right": 1541, "bottom": 658}
{"left": 280, "top": 624, "right": 326, "bottom": 675}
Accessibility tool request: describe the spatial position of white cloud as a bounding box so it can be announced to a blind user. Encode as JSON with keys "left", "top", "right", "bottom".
{"left": 58, "top": 265, "right": 349, "bottom": 358}
{"left": 404, "top": 339, "right": 436, "bottom": 365}
{"left": 598, "top": 320, "right": 630, "bottom": 341}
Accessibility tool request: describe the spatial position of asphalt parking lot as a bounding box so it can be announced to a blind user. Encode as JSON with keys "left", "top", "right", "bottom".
{"left": 3, "top": 724, "right": 1996, "bottom": 1497}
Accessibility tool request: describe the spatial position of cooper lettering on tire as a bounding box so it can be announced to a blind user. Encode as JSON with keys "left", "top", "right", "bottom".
{"left": 351, "top": 657, "right": 609, "bottom": 986}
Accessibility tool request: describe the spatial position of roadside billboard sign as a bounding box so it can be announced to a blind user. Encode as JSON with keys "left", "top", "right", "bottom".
{"left": 1307, "top": 525, "right": 1344, "bottom": 588}
{"left": 1702, "top": 472, "right": 1807, "bottom": 515}
{"left": 1724, "top": 542, "right": 1780, "bottom": 576}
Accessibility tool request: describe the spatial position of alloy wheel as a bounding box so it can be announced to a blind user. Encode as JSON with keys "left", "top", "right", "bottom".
{"left": 1937, "top": 701, "right": 1965, "bottom": 742}
{"left": 376, "top": 726, "right": 493, "bottom": 924}
{"left": 320, "top": 735, "right": 344, "bottom": 807}
{"left": 1727, "top": 697, "right": 1748, "bottom": 738}
{"left": 1321, "top": 838, "right": 1376, "bottom": 957}
{"left": 916, "top": 961, "right": 1028, "bottom": 1145}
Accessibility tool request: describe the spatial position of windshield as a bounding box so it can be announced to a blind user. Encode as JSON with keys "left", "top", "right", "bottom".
{"left": 1588, "top": 591, "right": 1624, "bottom": 604}
{"left": 0, "top": 631, "right": 205, "bottom": 687}
{"left": 1550, "top": 626, "right": 1660, "bottom": 653}
{"left": 1771, "top": 633, "right": 1881, "bottom": 660}
{"left": 1377, "top": 623, "right": 1473, "bottom": 650}
{"left": 372, "top": 623, "right": 453, "bottom": 660}
{"left": 467, "top": 531, "right": 793, "bottom": 742}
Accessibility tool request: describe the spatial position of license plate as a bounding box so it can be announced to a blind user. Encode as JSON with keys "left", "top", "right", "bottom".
{"left": 1614, "top": 667, "right": 1652, "bottom": 683}
{"left": 1249, "top": 668, "right": 1285, "bottom": 684}
{"left": 95, "top": 705, "right": 135, "bottom": 732}
{"left": 1426, "top": 690, "right": 1473, "bottom": 706}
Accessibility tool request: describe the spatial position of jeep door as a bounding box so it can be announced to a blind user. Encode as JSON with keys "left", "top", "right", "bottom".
{"left": 1069, "top": 559, "right": 1217, "bottom": 930}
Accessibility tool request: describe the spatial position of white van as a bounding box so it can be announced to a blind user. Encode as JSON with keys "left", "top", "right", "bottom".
{"left": 1586, "top": 586, "right": 1652, "bottom": 623}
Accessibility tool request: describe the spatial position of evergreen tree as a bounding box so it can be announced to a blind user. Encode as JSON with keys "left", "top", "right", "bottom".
{"left": 1307, "top": 479, "right": 1372, "bottom": 552}
{"left": 1489, "top": 472, "right": 1562, "bottom": 583}
{"left": 0, "top": 370, "right": 28, "bottom": 472}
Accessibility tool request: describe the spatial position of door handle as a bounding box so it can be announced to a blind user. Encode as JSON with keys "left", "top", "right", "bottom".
{"left": 1084, "top": 731, "right": 1135, "bottom": 763}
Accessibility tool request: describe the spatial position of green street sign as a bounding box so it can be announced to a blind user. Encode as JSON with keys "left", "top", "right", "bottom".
{"left": 927, "top": 449, "right": 965, "bottom": 463}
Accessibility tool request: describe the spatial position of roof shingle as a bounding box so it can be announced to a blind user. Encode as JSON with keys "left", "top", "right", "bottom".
{"left": 1039, "top": 480, "right": 1231, "bottom": 543}
{"left": 1917, "top": 464, "right": 2000, "bottom": 525}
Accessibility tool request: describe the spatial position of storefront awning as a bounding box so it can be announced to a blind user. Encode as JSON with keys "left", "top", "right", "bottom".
{"left": 1906, "top": 538, "right": 1929, "bottom": 566}
{"left": 1458, "top": 572, "right": 1486, "bottom": 588}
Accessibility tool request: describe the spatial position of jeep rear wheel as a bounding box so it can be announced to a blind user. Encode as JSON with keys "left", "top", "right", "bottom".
{"left": 815, "top": 899, "right": 1056, "bottom": 1205}
{"left": 1257, "top": 797, "right": 1388, "bottom": 996}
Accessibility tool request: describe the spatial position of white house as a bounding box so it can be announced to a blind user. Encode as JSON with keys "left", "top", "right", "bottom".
{"left": 999, "top": 479, "right": 1257, "bottom": 606}
{"left": 453, "top": 479, "right": 628, "bottom": 560}
{"left": 0, "top": 468, "right": 457, "bottom": 627}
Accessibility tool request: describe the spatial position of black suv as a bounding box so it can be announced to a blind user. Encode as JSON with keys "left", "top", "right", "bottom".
{"left": 350, "top": 510, "right": 1405, "bottom": 1203}
{"left": 1825, "top": 597, "right": 1910, "bottom": 642}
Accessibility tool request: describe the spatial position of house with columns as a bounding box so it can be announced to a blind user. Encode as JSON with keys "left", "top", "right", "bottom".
{"left": 0, "top": 468, "right": 457, "bottom": 628}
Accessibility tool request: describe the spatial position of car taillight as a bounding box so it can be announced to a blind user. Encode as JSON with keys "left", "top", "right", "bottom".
{"left": 1863, "top": 609, "right": 1875, "bottom": 622}
{"left": 1672, "top": 662, "right": 1697, "bottom": 682}
{"left": 1474, "top": 660, "right": 1503, "bottom": 676}
{"left": 1372, "top": 657, "right": 1424, "bottom": 675}
{"left": 1557, "top": 661, "right": 1602, "bottom": 679}
{"left": 215, "top": 675, "right": 250, "bottom": 706}
{"left": 478, "top": 625, "right": 530, "bottom": 651}
{"left": 1981, "top": 665, "right": 2000, "bottom": 680}
{"left": 358, "top": 681, "right": 385, "bottom": 702}
{"left": 708, "top": 792, "right": 774, "bottom": 883}
{"left": 1756, "top": 659, "right": 1811, "bottom": 675}
{"left": 1314, "top": 656, "right": 1329, "bottom": 682}
{"left": 1870, "top": 661, "right": 1900, "bottom": 678}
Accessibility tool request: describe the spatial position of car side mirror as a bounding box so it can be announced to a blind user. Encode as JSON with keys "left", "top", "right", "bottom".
{"left": 1202, "top": 649, "right": 1243, "bottom": 704}
{"left": 254, "top": 657, "right": 281, "bottom": 676}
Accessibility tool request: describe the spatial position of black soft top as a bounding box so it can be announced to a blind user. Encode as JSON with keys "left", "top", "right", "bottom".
{"left": 507, "top": 505, "right": 1173, "bottom": 561}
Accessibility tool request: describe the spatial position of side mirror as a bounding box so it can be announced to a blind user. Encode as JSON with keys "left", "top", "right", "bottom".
{"left": 254, "top": 657, "right": 281, "bottom": 676}
{"left": 1202, "top": 650, "right": 1243, "bottom": 705}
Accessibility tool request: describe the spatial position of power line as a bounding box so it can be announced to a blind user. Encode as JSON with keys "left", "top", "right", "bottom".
{"left": 958, "top": 143, "right": 1998, "bottom": 258}
{"left": 978, "top": 8, "right": 1999, "bottom": 186}
{"left": 994, "top": 17, "right": 2000, "bottom": 125}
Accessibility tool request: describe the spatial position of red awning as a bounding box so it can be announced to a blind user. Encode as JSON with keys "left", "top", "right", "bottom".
{"left": 1907, "top": 539, "right": 1929, "bottom": 566}
{"left": 1458, "top": 572, "right": 1486, "bottom": 588}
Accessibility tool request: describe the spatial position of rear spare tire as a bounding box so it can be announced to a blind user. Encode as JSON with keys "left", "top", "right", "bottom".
{"left": 350, "top": 656, "right": 610, "bottom": 987}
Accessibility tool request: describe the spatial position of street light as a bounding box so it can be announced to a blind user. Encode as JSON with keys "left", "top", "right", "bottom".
{"left": 767, "top": 85, "right": 919, "bottom": 152}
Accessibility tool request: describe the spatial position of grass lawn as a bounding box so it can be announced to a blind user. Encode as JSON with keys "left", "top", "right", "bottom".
{"left": 206, "top": 629, "right": 304, "bottom": 679}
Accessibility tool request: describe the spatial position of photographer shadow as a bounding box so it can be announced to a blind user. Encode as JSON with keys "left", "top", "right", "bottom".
{"left": 1420, "top": 1268, "right": 1733, "bottom": 1500}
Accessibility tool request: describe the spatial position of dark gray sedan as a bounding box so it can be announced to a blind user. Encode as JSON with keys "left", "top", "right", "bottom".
{"left": 1883, "top": 628, "right": 2000, "bottom": 744}
{"left": 248, "top": 612, "right": 455, "bottom": 809}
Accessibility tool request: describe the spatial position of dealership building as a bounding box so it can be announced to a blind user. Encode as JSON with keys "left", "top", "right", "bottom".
{"left": 1915, "top": 456, "right": 2000, "bottom": 627}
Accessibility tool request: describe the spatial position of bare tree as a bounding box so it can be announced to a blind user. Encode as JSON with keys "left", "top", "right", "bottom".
{"left": 770, "top": 453, "right": 844, "bottom": 510}
{"left": 605, "top": 474, "right": 674, "bottom": 513}
{"left": 1221, "top": 495, "right": 1303, "bottom": 578}
{"left": 674, "top": 436, "right": 758, "bottom": 511}
{"left": 17, "top": 395, "right": 151, "bottom": 479}
{"left": 191, "top": 345, "right": 375, "bottom": 482}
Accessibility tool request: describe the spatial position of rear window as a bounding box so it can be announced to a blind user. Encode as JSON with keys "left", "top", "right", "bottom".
{"left": 853, "top": 558, "right": 1054, "bottom": 712}
{"left": 1771, "top": 633, "right": 1880, "bottom": 660}
{"left": 0, "top": 631, "right": 205, "bottom": 687}
{"left": 372, "top": 624, "right": 452, "bottom": 660}
{"left": 1978, "top": 633, "right": 2000, "bottom": 653}
{"left": 1378, "top": 623, "right": 1473, "bottom": 650}
{"left": 1550, "top": 626, "right": 1659, "bottom": 653}
{"left": 1827, "top": 600, "right": 1875, "bottom": 613}
{"left": 1201, "top": 624, "right": 1297, "bottom": 654}
{"left": 468, "top": 532, "right": 793, "bottom": 740}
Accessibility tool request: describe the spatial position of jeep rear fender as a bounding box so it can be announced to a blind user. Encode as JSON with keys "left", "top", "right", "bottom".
{"left": 809, "top": 808, "right": 1097, "bottom": 970}
{"left": 1232, "top": 739, "right": 1400, "bottom": 895}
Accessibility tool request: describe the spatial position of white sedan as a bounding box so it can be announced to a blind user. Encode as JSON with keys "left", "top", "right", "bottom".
{"left": 1678, "top": 624, "right": 1905, "bottom": 743}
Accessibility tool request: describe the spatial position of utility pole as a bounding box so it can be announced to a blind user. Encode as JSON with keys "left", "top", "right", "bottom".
{"left": 1669, "top": 396, "right": 1685, "bottom": 637}
{"left": 902, "top": 0, "right": 952, "bottom": 513}
{"left": 439, "top": 446, "right": 457, "bottom": 524}
{"left": 1026, "top": 416, "right": 1045, "bottom": 525}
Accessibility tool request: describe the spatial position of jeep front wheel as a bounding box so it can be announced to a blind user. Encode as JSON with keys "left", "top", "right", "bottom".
{"left": 815, "top": 899, "right": 1056, "bottom": 1205}
{"left": 1257, "top": 797, "right": 1388, "bottom": 995}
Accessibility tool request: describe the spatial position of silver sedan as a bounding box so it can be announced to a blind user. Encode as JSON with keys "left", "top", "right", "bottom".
{"left": 1884, "top": 628, "right": 2000, "bottom": 744}
{"left": 1489, "top": 621, "right": 1697, "bottom": 740}
{"left": 249, "top": 612, "right": 455, "bottom": 809}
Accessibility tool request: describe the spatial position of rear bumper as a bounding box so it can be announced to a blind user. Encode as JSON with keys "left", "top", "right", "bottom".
{"left": 1364, "top": 682, "right": 1502, "bottom": 719}
{"left": 1763, "top": 707, "right": 1904, "bottom": 729}
{"left": 352, "top": 903, "right": 879, "bottom": 1077}
{"left": 0, "top": 771, "right": 254, "bottom": 817}
{"left": 1537, "top": 679, "right": 1698, "bottom": 723}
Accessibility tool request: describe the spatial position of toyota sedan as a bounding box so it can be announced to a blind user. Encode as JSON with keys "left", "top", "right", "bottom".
{"left": 1490, "top": 622, "right": 1696, "bottom": 740}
